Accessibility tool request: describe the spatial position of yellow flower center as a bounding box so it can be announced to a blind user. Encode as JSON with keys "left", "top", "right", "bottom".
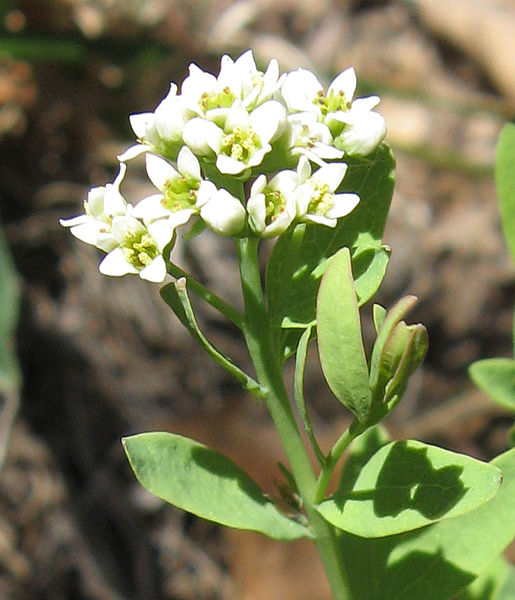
{"left": 122, "top": 230, "right": 159, "bottom": 269}
{"left": 221, "top": 126, "right": 261, "bottom": 163}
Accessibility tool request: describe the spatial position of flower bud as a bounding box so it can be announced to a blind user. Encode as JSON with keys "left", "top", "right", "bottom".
{"left": 335, "top": 111, "right": 386, "bottom": 156}
{"left": 199, "top": 188, "right": 246, "bottom": 237}
{"left": 368, "top": 296, "right": 428, "bottom": 421}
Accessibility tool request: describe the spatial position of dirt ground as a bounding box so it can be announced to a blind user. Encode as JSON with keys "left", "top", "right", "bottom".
{"left": 1, "top": 0, "right": 515, "bottom": 599}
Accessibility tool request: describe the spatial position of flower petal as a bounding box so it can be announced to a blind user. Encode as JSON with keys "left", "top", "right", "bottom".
{"left": 139, "top": 256, "right": 167, "bottom": 282}
{"left": 247, "top": 192, "right": 267, "bottom": 234}
{"left": 195, "top": 180, "right": 217, "bottom": 207}
{"left": 99, "top": 247, "right": 138, "bottom": 277}
{"left": 281, "top": 69, "right": 322, "bottom": 113}
{"left": 303, "top": 213, "right": 337, "bottom": 227}
{"left": 117, "top": 143, "right": 148, "bottom": 162}
{"left": 328, "top": 67, "right": 357, "bottom": 102}
{"left": 311, "top": 163, "right": 348, "bottom": 192}
{"left": 225, "top": 100, "right": 250, "bottom": 132}
{"left": 338, "top": 111, "right": 386, "bottom": 156}
{"left": 326, "top": 193, "right": 360, "bottom": 219}
{"left": 168, "top": 208, "right": 196, "bottom": 229}
{"left": 60, "top": 214, "right": 89, "bottom": 228}
{"left": 177, "top": 145, "right": 201, "bottom": 180}
{"left": 148, "top": 219, "right": 175, "bottom": 251}
{"left": 154, "top": 84, "right": 189, "bottom": 142}
{"left": 67, "top": 221, "right": 107, "bottom": 246}
{"left": 146, "top": 154, "right": 179, "bottom": 191}
{"left": 181, "top": 64, "right": 218, "bottom": 114}
{"left": 183, "top": 118, "right": 223, "bottom": 155}
{"left": 296, "top": 156, "right": 312, "bottom": 183}
{"left": 130, "top": 112, "right": 154, "bottom": 138}
{"left": 250, "top": 100, "right": 286, "bottom": 144}
{"left": 352, "top": 96, "right": 381, "bottom": 112}
{"left": 216, "top": 154, "right": 248, "bottom": 175}
{"left": 132, "top": 194, "right": 170, "bottom": 220}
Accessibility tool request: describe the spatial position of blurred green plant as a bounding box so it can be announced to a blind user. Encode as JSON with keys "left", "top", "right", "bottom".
{"left": 469, "top": 123, "right": 515, "bottom": 444}
{"left": 0, "top": 220, "right": 21, "bottom": 469}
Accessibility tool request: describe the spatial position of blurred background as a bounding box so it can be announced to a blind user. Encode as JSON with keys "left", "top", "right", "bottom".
{"left": 0, "top": 0, "right": 514, "bottom": 598}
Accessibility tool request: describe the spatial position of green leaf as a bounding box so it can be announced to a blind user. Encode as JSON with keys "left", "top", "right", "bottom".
{"left": 337, "top": 424, "right": 391, "bottom": 488}
{"left": 469, "top": 358, "right": 515, "bottom": 412}
{"left": 496, "top": 122, "right": 515, "bottom": 260}
{"left": 316, "top": 247, "right": 371, "bottom": 421}
{"left": 336, "top": 447, "right": 515, "bottom": 600}
{"left": 317, "top": 440, "right": 502, "bottom": 537}
{"left": 352, "top": 244, "right": 391, "bottom": 307}
{"left": 373, "top": 304, "right": 387, "bottom": 334}
{"left": 458, "top": 557, "right": 515, "bottom": 600}
{"left": 0, "top": 224, "right": 20, "bottom": 391}
{"left": 266, "top": 144, "right": 395, "bottom": 353}
{"left": 123, "top": 432, "right": 311, "bottom": 541}
{"left": 294, "top": 324, "right": 325, "bottom": 465}
{"left": 497, "top": 564, "right": 515, "bottom": 600}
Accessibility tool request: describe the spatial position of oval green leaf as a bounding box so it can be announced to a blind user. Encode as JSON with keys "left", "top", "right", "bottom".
{"left": 317, "top": 439, "right": 502, "bottom": 537}
{"left": 335, "top": 447, "right": 515, "bottom": 600}
{"left": 316, "top": 247, "right": 371, "bottom": 421}
{"left": 122, "top": 432, "right": 311, "bottom": 541}
{"left": 469, "top": 358, "right": 515, "bottom": 412}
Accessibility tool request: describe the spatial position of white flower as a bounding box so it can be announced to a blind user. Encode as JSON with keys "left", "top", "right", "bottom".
{"left": 181, "top": 55, "right": 241, "bottom": 125}
{"left": 334, "top": 107, "right": 387, "bottom": 157}
{"left": 295, "top": 157, "right": 359, "bottom": 227}
{"left": 118, "top": 84, "right": 190, "bottom": 161}
{"left": 234, "top": 50, "right": 281, "bottom": 111}
{"left": 280, "top": 66, "right": 386, "bottom": 156}
{"left": 180, "top": 50, "right": 281, "bottom": 127}
{"left": 98, "top": 214, "right": 172, "bottom": 282}
{"left": 60, "top": 163, "right": 128, "bottom": 251}
{"left": 132, "top": 147, "right": 207, "bottom": 229}
{"left": 247, "top": 170, "right": 297, "bottom": 238}
{"left": 281, "top": 68, "right": 325, "bottom": 115}
{"left": 198, "top": 188, "right": 246, "bottom": 236}
{"left": 214, "top": 100, "right": 286, "bottom": 176}
{"left": 182, "top": 118, "right": 224, "bottom": 157}
{"left": 318, "top": 68, "right": 386, "bottom": 155}
{"left": 286, "top": 112, "right": 344, "bottom": 166}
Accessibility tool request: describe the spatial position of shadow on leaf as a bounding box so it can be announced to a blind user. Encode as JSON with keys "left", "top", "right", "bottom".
{"left": 373, "top": 441, "right": 466, "bottom": 519}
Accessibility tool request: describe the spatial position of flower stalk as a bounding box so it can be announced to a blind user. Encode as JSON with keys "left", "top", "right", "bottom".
{"left": 236, "top": 235, "right": 351, "bottom": 600}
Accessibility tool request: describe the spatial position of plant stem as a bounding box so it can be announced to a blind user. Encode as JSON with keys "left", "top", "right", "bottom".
{"left": 167, "top": 262, "right": 244, "bottom": 329}
{"left": 236, "top": 236, "right": 351, "bottom": 600}
{"left": 314, "top": 419, "right": 366, "bottom": 503}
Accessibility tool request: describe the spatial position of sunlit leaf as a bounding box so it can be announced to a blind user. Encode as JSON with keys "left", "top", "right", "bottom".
{"left": 123, "top": 432, "right": 311, "bottom": 541}
{"left": 469, "top": 358, "right": 515, "bottom": 412}
{"left": 317, "top": 440, "right": 502, "bottom": 537}
{"left": 336, "top": 447, "right": 515, "bottom": 600}
{"left": 316, "top": 247, "right": 371, "bottom": 420}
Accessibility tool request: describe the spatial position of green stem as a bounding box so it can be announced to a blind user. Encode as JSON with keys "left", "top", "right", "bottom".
{"left": 315, "top": 419, "right": 366, "bottom": 503}
{"left": 167, "top": 261, "right": 244, "bottom": 329}
{"left": 237, "top": 236, "right": 351, "bottom": 600}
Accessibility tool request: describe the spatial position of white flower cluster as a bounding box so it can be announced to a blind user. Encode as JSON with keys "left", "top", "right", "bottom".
{"left": 61, "top": 50, "right": 386, "bottom": 282}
